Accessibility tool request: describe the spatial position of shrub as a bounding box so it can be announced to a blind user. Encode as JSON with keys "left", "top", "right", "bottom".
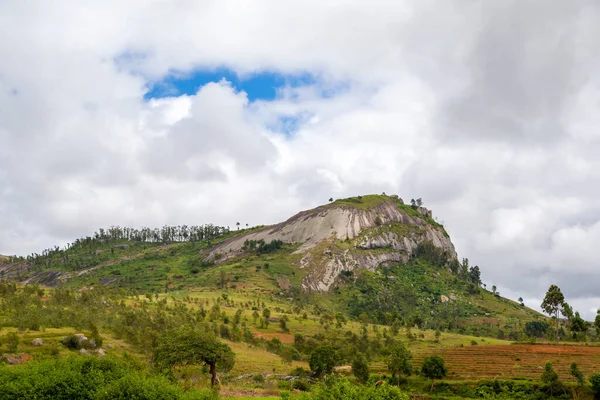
{"left": 352, "top": 353, "right": 370, "bottom": 384}
{"left": 297, "top": 377, "right": 408, "bottom": 400}
{"left": 278, "top": 380, "right": 291, "bottom": 390}
{"left": 61, "top": 334, "right": 84, "bottom": 350}
{"left": 590, "top": 373, "right": 600, "bottom": 394}
{"left": 5, "top": 332, "right": 19, "bottom": 353}
{"left": 94, "top": 373, "right": 183, "bottom": 400}
{"left": 291, "top": 379, "right": 311, "bottom": 392}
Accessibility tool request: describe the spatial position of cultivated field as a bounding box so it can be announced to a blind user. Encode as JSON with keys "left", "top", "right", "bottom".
{"left": 413, "top": 344, "right": 600, "bottom": 381}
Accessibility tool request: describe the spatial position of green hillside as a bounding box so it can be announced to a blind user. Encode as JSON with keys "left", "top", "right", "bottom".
{"left": 0, "top": 195, "right": 543, "bottom": 338}
{"left": 2, "top": 196, "right": 599, "bottom": 400}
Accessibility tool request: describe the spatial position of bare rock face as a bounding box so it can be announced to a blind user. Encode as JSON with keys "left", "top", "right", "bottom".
{"left": 210, "top": 197, "right": 457, "bottom": 292}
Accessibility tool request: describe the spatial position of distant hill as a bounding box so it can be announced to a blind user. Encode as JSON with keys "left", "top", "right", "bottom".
{"left": 0, "top": 194, "right": 544, "bottom": 336}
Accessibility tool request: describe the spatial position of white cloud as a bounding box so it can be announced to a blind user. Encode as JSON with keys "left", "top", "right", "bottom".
{"left": 1, "top": 0, "right": 600, "bottom": 319}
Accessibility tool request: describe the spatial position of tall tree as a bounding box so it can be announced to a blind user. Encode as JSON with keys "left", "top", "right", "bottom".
{"left": 468, "top": 266, "right": 481, "bottom": 286}
{"left": 541, "top": 284, "right": 565, "bottom": 343}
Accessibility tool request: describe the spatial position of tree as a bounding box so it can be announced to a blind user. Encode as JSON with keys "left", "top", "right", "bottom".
{"left": 352, "top": 353, "right": 370, "bottom": 384}
{"left": 541, "top": 361, "right": 559, "bottom": 396}
{"left": 219, "top": 270, "right": 227, "bottom": 288}
{"left": 570, "top": 362, "right": 585, "bottom": 386}
{"left": 236, "top": 222, "right": 240, "bottom": 230}
{"left": 491, "top": 285, "right": 497, "bottom": 294}
{"left": 561, "top": 302, "right": 574, "bottom": 321}
{"left": 387, "top": 342, "right": 413, "bottom": 386}
{"left": 421, "top": 355, "right": 447, "bottom": 391}
{"left": 595, "top": 309, "right": 600, "bottom": 333}
{"left": 410, "top": 198, "right": 422, "bottom": 210}
{"left": 89, "top": 321, "right": 103, "bottom": 348}
{"left": 309, "top": 345, "right": 338, "bottom": 378}
{"left": 518, "top": 297, "right": 524, "bottom": 306}
{"left": 468, "top": 266, "right": 481, "bottom": 286}
{"left": 328, "top": 198, "right": 333, "bottom": 202}
{"left": 541, "top": 284, "right": 565, "bottom": 342}
{"left": 524, "top": 321, "right": 549, "bottom": 338}
{"left": 279, "top": 318, "right": 288, "bottom": 332}
{"left": 152, "top": 327, "right": 235, "bottom": 386}
{"left": 570, "top": 311, "right": 589, "bottom": 336}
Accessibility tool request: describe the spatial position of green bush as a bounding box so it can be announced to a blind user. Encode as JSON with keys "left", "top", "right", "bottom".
{"left": 296, "top": 378, "right": 409, "bottom": 400}
{"left": 278, "top": 380, "right": 291, "bottom": 390}
{"left": 590, "top": 373, "right": 600, "bottom": 394}
{"left": 292, "top": 379, "right": 311, "bottom": 392}
{"left": 0, "top": 356, "right": 205, "bottom": 400}
{"left": 5, "top": 332, "right": 19, "bottom": 353}
{"left": 94, "top": 373, "right": 182, "bottom": 400}
{"left": 61, "top": 335, "right": 84, "bottom": 350}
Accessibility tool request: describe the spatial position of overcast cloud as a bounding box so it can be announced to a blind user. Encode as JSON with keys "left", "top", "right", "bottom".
{"left": 1, "top": 0, "right": 599, "bottom": 318}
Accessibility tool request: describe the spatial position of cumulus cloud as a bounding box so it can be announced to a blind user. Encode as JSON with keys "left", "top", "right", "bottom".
{"left": 1, "top": 0, "right": 600, "bottom": 319}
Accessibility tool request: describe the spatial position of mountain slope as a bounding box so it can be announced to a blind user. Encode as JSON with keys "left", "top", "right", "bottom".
{"left": 211, "top": 195, "right": 455, "bottom": 291}
{"left": 0, "top": 194, "right": 544, "bottom": 337}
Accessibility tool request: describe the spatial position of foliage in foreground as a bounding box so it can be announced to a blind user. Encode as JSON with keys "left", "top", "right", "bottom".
{"left": 0, "top": 356, "right": 217, "bottom": 400}
{"left": 297, "top": 377, "right": 409, "bottom": 400}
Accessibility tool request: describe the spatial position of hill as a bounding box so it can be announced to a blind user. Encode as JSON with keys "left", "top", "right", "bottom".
{"left": 0, "top": 194, "right": 542, "bottom": 337}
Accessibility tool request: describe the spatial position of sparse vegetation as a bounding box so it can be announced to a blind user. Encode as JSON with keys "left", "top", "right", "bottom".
{"left": 0, "top": 196, "right": 597, "bottom": 399}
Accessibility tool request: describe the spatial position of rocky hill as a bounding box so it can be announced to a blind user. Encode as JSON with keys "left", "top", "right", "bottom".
{"left": 210, "top": 195, "right": 455, "bottom": 291}
{"left": 0, "top": 194, "right": 543, "bottom": 334}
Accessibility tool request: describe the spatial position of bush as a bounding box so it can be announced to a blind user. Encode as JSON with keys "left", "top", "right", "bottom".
{"left": 5, "top": 332, "right": 19, "bottom": 353}
{"left": 278, "top": 380, "right": 291, "bottom": 390}
{"left": 94, "top": 373, "right": 183, "bottom": 400}
{"left": 0, "top": 356, "right": 212, "bottom": 400}
{"left": 352, "top": 353, "right": 370, "bottom": 384}
{"left": 296, "top": 377, "right": 409, "bottom": 399}
{"left": 590, "top": 373, "right": 600, "bottom": 394}
{"left": 61, "top": 334, "right": 84, "bottom": 350}
{"left": 292, "top": 379, "right": 311, "bottom": 392}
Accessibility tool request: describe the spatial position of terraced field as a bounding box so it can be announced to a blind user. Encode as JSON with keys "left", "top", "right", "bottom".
{"left": 413, "top": 344, "right": 600, "bottom": 381}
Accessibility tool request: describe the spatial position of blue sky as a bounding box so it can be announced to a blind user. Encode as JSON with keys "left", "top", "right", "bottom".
{"left": 145, "top": 68, "right": 316, "bottom": 102}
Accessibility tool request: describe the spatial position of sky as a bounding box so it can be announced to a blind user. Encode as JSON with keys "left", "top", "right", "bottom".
{"left": 1, "top": 1, "right": 599, "bottom": 319}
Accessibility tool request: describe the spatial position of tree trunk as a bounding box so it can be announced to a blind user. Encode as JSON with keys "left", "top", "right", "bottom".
{"left": 431, "top": 379, "right": 434, "bottom": 391}
{"left": 209, "top": 363, "right": 217, "bottom": 386}
{"left": 555, "top": 311, "right": 559, "bottom": 343}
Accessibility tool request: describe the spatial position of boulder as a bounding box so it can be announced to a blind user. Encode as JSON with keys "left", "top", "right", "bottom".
{"left": 31, "top": 338, "right": 43, "bottom": 346}
{"left": 74, "top": 333, "right": 88, "bottom": 345}
{"left": 96, "top": 348, "right": 106, "bottom": 357}
{"left": 79, "top": 349, "right": 90, "bottom": 355}
{"left": 440, "top": 295, "right": 450, "bottom": 303}
{"left": 3, "top": 355, "right": 22, "bottom": 365}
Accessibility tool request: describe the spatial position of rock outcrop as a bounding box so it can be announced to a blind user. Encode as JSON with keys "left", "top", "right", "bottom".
{"left": 210, "top": 196, "right": 457, "bottom": 292}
